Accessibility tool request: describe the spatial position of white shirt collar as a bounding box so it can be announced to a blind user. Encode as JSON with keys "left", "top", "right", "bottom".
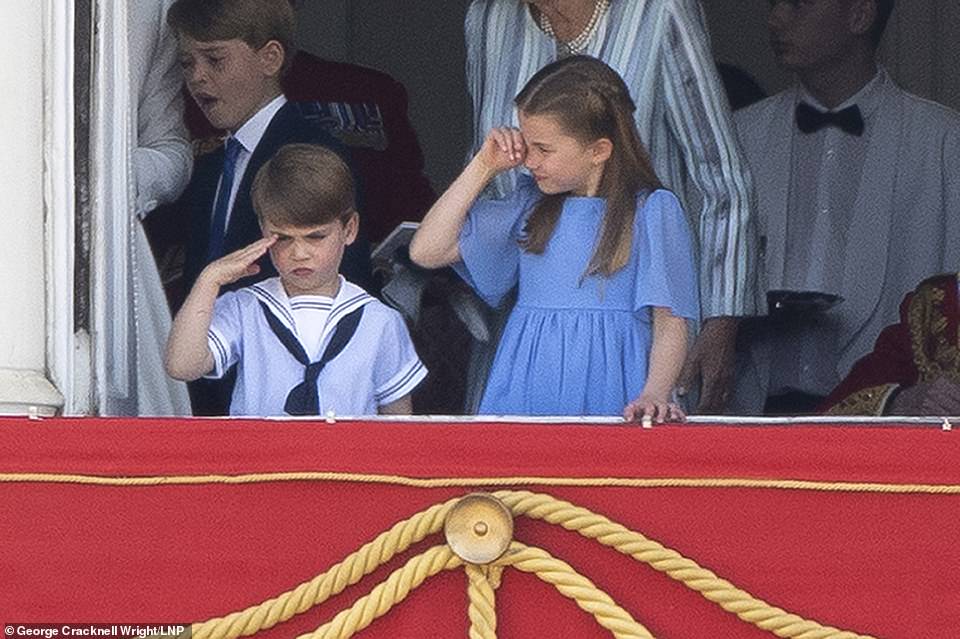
{"left": 231, "top": 94, "right": 288, "bottom": 154}
{"left": 798, "top": 67, "right": 887, "bottom": 119}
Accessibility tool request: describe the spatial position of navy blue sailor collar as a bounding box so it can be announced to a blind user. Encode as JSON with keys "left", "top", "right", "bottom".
{"left": 248, "top": 275, "right": 376, "bottom": 349}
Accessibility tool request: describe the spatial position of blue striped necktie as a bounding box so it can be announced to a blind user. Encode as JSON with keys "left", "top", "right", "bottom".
{"left": 206, "top": 137, "right": 244, "bottom": 262}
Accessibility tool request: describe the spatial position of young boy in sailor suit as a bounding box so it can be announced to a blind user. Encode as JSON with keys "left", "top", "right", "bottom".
{"left": 165, "top": 144, "right": 426, "bottom": 416}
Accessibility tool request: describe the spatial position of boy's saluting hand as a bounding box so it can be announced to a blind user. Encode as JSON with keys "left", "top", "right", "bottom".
{"left": 198, "top": 236, "right": 277, "bottom": 289}
{"left": 166, "top": 235, "right": 277, "bottom": 381}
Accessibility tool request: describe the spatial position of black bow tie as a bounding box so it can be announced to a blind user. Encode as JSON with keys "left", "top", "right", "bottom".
{"left": 795, "top": 102, "right": 864, "bottom": 136}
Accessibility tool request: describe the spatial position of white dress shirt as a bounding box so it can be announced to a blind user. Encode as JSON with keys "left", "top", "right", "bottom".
{"left": 783, "top": 72, "right": 885, "bottom": 294}
{"left": 214, "top": 94, "right": 288, "bottom": 230}
{"left": 769, "top": 72, "right": 886, "bottom": 397}
{"left": 733, "top": 68, "right": 960, "bottom": 411}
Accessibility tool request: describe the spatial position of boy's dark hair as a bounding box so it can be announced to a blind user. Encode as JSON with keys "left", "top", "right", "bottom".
{"left": 166, "top": 0, "right": 297, "bottom": 75}
{"left": 871, "top": 0, "right": 895, "bottom": 47}
{"left": 252, "top": 144, "right": 355, "bottom": 228}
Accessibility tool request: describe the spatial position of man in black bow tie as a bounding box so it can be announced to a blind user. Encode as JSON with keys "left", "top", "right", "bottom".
{"left": 728, "top": 0, "right": 960, "bottom": 415}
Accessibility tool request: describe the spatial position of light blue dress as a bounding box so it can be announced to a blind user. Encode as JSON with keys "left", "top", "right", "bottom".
{"left": 458, "top": 176, "right": 699, "bottom": 416}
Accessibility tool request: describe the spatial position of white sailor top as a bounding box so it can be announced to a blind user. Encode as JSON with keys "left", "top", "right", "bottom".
{"left": 206, "top": 276, "right": 427, "bottom": 416}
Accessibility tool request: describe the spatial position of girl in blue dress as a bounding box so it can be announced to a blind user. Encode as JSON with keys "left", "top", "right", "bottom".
{"left": 410, "top": 56, "right": 699, "bottom": 422}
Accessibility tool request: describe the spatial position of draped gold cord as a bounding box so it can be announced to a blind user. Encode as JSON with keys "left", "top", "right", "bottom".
{"left": 4, "top": 470, "right": 960, "bottom": 493}
{"left": 77, "top": 487, "right": 882, "bottom": 639}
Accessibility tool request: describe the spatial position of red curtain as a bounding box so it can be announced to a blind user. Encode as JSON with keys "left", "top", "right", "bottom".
{"left": 2, "top": 417, "right": 958, "bottom": 637}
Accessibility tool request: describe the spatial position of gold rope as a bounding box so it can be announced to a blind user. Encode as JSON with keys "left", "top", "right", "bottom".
{"left": 495, "top": 543, "right": 655, "bottom": 639}
{"left": 186, "top": 497, "right": 460, "bottom": 639}
{"left": 465, "top": 564, "right": 498, "bottom": 639}
{"left": 138, "top": 489, "right": 879, "bottom": 639}
{"left": 283, "top": 542, "right": 655, "bottom": 639}
{"left": 297, "top": 544, "right": 460, "bottom": 639}
{"left": 495, "top": 491, "right": 873, "bottom": 639}
{"left": 3, "top": 471, "right": 959, "bottom": 494}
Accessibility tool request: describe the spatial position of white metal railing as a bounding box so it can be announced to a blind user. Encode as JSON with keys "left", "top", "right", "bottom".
{"left": 172, "top": 413, "right": 955, "bottom": 428}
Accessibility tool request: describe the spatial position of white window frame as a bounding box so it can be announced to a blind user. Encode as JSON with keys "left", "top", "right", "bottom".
{"left": 45, "top": 0, "right": 136, "bottom": 415}
{"left": 88, "top": 0, "right": 135, "bottom": 416}
{"left": 42, "top": 0, "right": 79, "bottom": 414}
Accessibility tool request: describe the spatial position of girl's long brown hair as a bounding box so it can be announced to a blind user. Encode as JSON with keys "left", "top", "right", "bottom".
{"left": 516, "top": 55, "right": 663, "bottom": 277}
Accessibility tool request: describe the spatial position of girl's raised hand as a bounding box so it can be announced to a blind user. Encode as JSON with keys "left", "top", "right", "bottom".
{"left": 477, "top": 127, "right": 527, "bottom": 174}
{"left": 200, "top": 235, "right": 277, "bottom": 288}
{"left": 623, "top": 392, "right": 686, "bottom": 425}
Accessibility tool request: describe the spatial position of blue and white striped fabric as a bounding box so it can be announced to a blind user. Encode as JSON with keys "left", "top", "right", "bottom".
{"left": 465, "top": 0, "right": 758, "bottom": 317}
{"left": 206, "top": 276, "right": 427, "bottom": 416}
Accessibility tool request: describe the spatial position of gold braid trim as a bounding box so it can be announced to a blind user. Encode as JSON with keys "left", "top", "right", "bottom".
{"left": 298, "top": 544, "right": 462, "bottom": 639}
{"left": 824, "top": 383, "right": 898, "bottom": 416}
{"left": 3, "top": 471, "right": 960, "bottom": 494}
{"left": 909, "top": 279, "right": 960, "bottom": 383}
{"left": 146, "top": 490, "right": 878, "bottom": 639}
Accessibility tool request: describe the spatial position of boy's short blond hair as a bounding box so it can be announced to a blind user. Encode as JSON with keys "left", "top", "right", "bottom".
{"left": 166, "top": 0, "right": 297, "bottom": 75}
{"left": 252, "top": 144, "right": 356, "bottom": 228}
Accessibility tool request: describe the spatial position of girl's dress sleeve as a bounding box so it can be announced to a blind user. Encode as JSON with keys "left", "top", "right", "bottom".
{"left": 455, "top": 175, "right": 539, "bottom": 307}
{"left": 633, "top": 189, "right": 700, "bottom": 320}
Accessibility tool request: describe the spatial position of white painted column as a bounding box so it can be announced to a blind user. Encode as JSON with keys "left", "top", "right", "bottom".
{"left": 0, "top": 0, "right": 65, "bottom": 415}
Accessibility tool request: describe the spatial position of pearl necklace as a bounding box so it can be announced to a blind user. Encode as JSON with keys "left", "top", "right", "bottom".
{"left": 538, "top": 0, "right": 610, "bottom": 57}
